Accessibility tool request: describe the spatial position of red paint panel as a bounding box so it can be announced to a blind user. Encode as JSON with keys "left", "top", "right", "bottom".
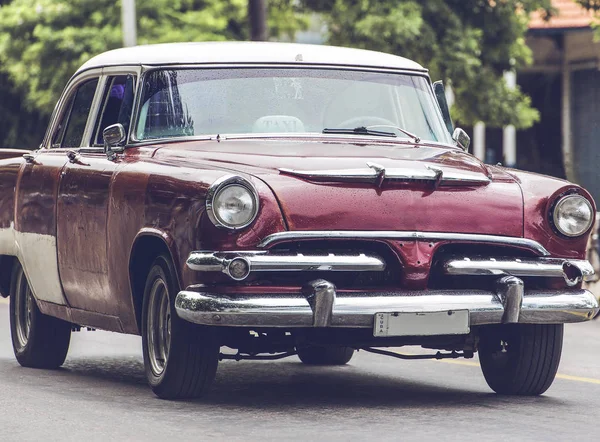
{"left": 153, "top": 139, "right": 522, "bottom": 236}
{"left": 56, "top": 152, "right": 120, "bottom": 315}
{"left": 509, "top": 169, "right": 595, "bottom": 259}
{"left": 263, "top": 175, "right": 523, "bottom": 235}
{"left": 15, "top": 152, "right": 66, "bottom": 236}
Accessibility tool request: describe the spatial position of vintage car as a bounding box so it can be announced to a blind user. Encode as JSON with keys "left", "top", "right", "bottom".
{"left": 0, "top": 42, "right": 597, "bottom": 399}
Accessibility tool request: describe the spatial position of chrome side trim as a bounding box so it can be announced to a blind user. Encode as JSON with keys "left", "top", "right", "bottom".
{"left": 187, "top": 251, "right": 386, "bottom": 281}
{"left": 175, "top": 287, "right": 598, "bottom": 328}
{"left": 279, "top": 165, "right": 490, "bottom": 186}
{"left": 443, "top": 257, "right": 594, "bottom": 286}
{"left": 257, "top": 231, "right": 551, "bottom": 256}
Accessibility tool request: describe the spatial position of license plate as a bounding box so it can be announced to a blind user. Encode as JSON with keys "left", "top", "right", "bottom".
{"left": 373, "top": 310, "right": 470, "bottom": 337}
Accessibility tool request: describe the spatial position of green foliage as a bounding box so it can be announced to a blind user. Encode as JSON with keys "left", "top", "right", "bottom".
{"left": 0, "top": 73, "right": 48, "bottom": 148}
{"left": 301, "top": 0, "right": 554, "bottom": 129}
{"left": 0, "top": 0, "right": 307, "bottom": 148}
{"left": 0, "top": 0, "right": 573, "bottom": 147}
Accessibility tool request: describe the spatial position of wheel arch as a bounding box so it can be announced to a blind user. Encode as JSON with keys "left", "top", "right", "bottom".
{"left": 128, "top": 229, "right": 181, "bottom": 333}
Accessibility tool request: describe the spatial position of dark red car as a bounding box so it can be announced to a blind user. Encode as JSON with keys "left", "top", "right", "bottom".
{"left": 0, "top": 42, "right": 597, "bottom": 398}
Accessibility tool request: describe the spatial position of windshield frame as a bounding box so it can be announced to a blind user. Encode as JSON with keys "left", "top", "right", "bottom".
{"left": 129, "top": 63, "right": 455, "bottom": 147}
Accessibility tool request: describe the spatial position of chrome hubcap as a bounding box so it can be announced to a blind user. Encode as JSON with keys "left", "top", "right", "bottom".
{"left": 147, "top": 278, "right": 171, "bottom": 377}
{"left": 14, "top": 268, "right": 33, "bottom": 349}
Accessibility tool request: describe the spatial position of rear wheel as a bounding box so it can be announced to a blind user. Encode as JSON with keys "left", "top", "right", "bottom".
{"left": 478, "top": 324, "right": 563, "bottom": 395}
{"left": 297, "top": 345, "right": 354, "bottom": 365}
{"left": 9, "top": 261, "right": 71, "bottom": 369}
{"left": 141, "top": 254, "right": 219, "bottom": 399}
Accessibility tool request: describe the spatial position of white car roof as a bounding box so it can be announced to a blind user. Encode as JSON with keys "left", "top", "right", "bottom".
{"left": 77, "top": 41, "right": 426, "bottom": 73}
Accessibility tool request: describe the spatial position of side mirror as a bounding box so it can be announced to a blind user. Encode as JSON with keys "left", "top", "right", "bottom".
{"left": 103, "top": 123, "right": 126, "bottom": 149}
{"left": 103, "top": 123, "right": 126, "bottom": 161}
{"left": 433, "top": 81, "right": 454, "bottom": 135}
{"left": 453, "top": 128, "right": 471, "bottom": 152}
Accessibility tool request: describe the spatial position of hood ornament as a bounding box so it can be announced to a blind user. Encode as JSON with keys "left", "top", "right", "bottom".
{"left": 426, "top": 165, "right": 443, "bottom": 189}
{"left": 366, "top": 162, "right": 386, "bottom": 188}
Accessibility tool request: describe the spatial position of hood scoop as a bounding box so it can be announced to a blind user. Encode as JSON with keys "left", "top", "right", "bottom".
{"left": 279, "top": 162, "right": 491, "bottom": 188}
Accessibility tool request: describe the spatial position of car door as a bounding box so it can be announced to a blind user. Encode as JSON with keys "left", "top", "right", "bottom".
{"left": 15, "top": 73, "right": 101, "bottom": 308}
{"left": 56, "top": 71, "right": 138, "bottom": 316}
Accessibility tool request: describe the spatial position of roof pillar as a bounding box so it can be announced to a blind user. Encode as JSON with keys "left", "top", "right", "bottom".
{"left": 561, "top": 33, "right": 575, "bottom": 182}
{"left": 503, "top": 71, "right": 517, "bottom": 167}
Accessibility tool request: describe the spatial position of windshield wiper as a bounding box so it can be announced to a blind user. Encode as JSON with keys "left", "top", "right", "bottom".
{"left": 323, "top": 125, "right": 421, "bottom": 143}
{"left": 364, "top": 125, "right": 421, "bottom": 143}
{"left": 323, "top": 126, "right": 396, "bottom": 138}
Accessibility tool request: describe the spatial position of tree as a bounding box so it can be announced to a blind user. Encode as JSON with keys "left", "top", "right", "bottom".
{"left": 300, "top": 0, "right": 555, "bottom": 129}
{"left": 0, "top": 73, "right": 48, "bottom": 148}
{"left": 0, "top": 0, "right": 307, "bottom": 147}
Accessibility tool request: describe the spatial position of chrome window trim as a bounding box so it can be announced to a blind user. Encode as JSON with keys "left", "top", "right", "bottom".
{"left": 81, "top": 75, "right": 108, "bottom": 147}
{"left": 90, "top": 72, "right": 139, "bottom": 148}
{"left": 257, "top": 231, "right": 551, "bottom": 256}
{"left": 43, "top": 66, "right": 142, "bottom": 150}
{"left": 138, "top": 63, "right": 428, "bottom": 75}
{"left": 42, "top": 68, "right": 103, "bottom": 149}
{"left": 218, "top": 132, "right": 457, "bottom": 148}
{"left": 125, "top": 132, "right": 458, "bottom": 150}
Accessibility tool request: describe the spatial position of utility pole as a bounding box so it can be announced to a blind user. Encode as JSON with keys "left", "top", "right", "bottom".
{"left": 249, "top": 0, "right": 268, "bottom": 41}
{"left": 122, "top": 0, "right": 137, "bottom": 47}
{"left": 502, "top": 70, "right": 517, "bottom": 167}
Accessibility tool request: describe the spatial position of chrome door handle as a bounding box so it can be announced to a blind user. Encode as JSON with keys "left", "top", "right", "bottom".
{"left": 66, "top": 150, "right": 90, "bottom": 166}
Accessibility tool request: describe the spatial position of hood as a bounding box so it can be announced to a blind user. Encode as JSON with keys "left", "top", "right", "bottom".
{"left": 153, "top": 138, "right": 523, "bottom": 236}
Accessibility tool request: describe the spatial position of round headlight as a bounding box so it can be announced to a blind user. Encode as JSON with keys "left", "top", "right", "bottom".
{"left": 553, "top": 194, "right": 594, "bottom": 237}
{"left": 206, "top": 176, "right": 259, "bottom": 230}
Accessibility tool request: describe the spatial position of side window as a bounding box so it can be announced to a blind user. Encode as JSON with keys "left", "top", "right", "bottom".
{"left": 94, "top": 75, "right": 136, "bottom": 145}
{"left": 51, "top": 95, "right": 75, "bottom": 148}
{"left": 60, "top": 78, "right": 99, "bottom": 148}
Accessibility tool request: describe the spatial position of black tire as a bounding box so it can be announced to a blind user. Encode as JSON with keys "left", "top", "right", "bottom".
{"left": 141, "top": 254, "right": 219, "bottom": 399}
{"left": 9, "top": 261, "right": 71, "bottom": 369}
{"left": 297, "top": 345, "right": 354, "bottom": 365}
{"left": 478, "top": 323, "right": 563, "bottom": 395}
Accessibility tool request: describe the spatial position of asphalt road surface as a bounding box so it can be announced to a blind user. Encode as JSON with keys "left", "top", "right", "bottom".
{"left": 0, "top": 297, "right": 599, "bottom": 441}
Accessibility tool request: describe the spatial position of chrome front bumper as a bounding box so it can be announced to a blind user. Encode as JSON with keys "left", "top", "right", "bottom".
{"left": 180, "top": 246, "right": 598, "bottom": 333}
{"left": 174, "top": 278, "right": 599, "bottom": 330}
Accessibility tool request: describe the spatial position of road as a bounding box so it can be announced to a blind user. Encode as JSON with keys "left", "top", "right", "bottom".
{"left": 0, "top": 297, "right": 599, "bottom": 441}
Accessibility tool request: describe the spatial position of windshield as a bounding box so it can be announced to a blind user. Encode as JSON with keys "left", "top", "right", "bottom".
{"left": 135, "top": 68, "right": 452, "bottom": 144}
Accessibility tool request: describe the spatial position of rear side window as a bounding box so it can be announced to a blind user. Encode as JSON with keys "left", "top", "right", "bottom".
{"left": 94, "top": 75, "right": 136, "bottom": 145}
{"left": 59, "top": 79, "right": 99, "bottom": 148}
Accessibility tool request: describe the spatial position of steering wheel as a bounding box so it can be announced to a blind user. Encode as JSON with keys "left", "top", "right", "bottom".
{"left": 336, "top": 116, "right": 397, "bottom": 129}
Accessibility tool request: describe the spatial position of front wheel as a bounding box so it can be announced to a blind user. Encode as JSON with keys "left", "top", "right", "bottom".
{"left": 478, "top": 324, "right": 563, "bottom": 395}
{"left": 297, "top": 345, "right": 354, "bottom": 365}
{"left": 9, "top": 261, "right": 71, "bottom": 369}
{"left": 141, "top": 254, "right": 219, "bottom": 399}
